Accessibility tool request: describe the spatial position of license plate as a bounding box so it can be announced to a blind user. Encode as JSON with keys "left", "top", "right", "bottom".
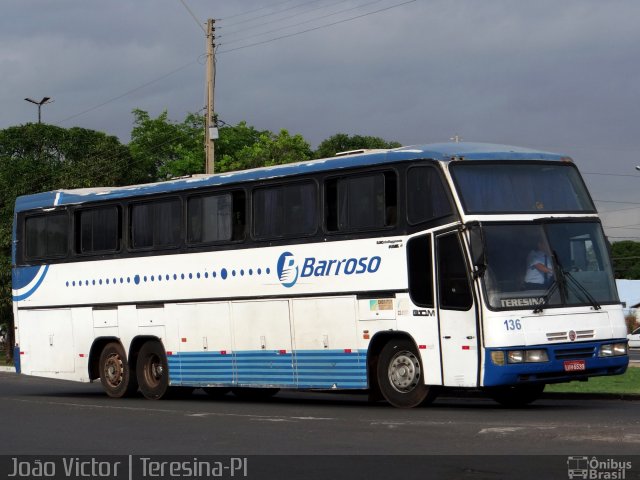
{"left": 564, "top": 360, "right": 586, "bottom": 372}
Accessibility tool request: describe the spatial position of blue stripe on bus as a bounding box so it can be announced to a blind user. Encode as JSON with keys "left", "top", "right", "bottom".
{"left": 167, "top": 349, "right": 368, "bottom": 388}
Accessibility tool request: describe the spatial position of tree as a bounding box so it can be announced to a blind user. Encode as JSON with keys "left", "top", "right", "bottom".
{"left": 230, "top": 129, "right": 312, "bottom": 171}
{"left": 314, "top": 133, "right": 402, "bottom": 159}
{"left": 215, "top": 121, "right": 269, "bottom": 173}
{"left": 0, "top": 123, "right": 138, "bottom": 361}
{"left": 610, "top": 241, "right": 640, "bottom": 279}
{"left": 129, "top": 109, "right": 205, "bottom": 180}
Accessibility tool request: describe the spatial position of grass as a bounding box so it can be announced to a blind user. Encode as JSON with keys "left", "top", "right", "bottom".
{"left": 546, "top": 365, "right": 640, "bottom": 395}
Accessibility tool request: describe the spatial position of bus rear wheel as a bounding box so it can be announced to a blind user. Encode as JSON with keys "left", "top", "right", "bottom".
{"left": 99, "top": 342, "right": 137, "bottom": 398}
{"left": 377, "top": 339, "right": 434, "bottom": 408}
{"left": 487, "top": 383, "right": 545, "bottom": 408}
{"left": 137, "top": 341, "right": 170, "bottom": 400}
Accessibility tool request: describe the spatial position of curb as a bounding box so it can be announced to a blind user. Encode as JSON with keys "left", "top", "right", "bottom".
{"left": 0, "top": 366, "right": 15, "bottom": 373}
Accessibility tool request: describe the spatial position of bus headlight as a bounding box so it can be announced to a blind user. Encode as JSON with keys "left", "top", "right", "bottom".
{"left": 491, "top": 349, "right": 549, "bottom": 366}
{"left": 525, "top": 350, "right": 549, "bottom": 362}
{"left": 507, "top": 350, "right": 524, "bottom": 363}
{"left": 599, "top": 343, "right": 628, "bottom": 357}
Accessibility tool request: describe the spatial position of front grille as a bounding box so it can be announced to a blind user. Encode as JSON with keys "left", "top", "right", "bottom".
{"left": 546, "top": 330, "right": 595, "bottom": 342}
{"left": 554, "top": 346, "right": 596, "bottom": 360}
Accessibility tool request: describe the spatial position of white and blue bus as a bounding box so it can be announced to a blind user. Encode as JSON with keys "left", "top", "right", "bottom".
{"left": 11, "top": 142, "right": 629, "bottom": 407}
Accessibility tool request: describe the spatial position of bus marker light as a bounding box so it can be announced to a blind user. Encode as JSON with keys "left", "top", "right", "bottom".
{"left": 166, "top": 351, "right": 173, "bottom": 356}
{"left": 181, "top": 338, "right": 187, "bottom": 342}
{"left": 462, "top": 346, "right": 470, "bottom": 350}
{"left": 220, "top": 350, "right": 227, "bottom": 355}
{"left": 279, "top": 350, "right": 287, "bottom": 355}
{"left": 344, "top": 349, "right": 352, "bottom": 353}
{"left": 419, "top": 345, "right": 426, "bottom": 349}
{"left": 79, "top": 354, "right": 86, "bottom": 358}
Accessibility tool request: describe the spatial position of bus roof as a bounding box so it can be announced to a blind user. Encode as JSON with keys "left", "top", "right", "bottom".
{"left": 14, "top": 141, "right": 566, "bottom": 212}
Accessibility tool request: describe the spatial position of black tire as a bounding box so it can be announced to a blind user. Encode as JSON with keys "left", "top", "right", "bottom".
{"left": 231, "top": 387, "right": 280, "bottom": 401}
{"left": 136, "top": 341, "right": 170, "bottom": 400}
{"left": 487, "top": 383, "right": 545, "bottom": 408}
{"left": 203, "top": 387, "right": 231, "bottom": 398}
{"left": 376, "top": 339, "right": 434, "bottom": 408}
{"left": 99, "top": 342, "right": 138, "bottom": 398}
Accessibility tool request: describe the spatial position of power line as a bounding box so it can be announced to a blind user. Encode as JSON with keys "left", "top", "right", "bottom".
{"left": 221, "top": 0, "right": 386, "bottom": 46}
{"left": 222, "top": 0, "right": 324, "bottom": 29}
{"left": 221, "top": 0, "right": 301, "bottom": 21}
{"left": 218, "top": 0, "right": 417, "bottom": 54}
{"left": 55, "top": 60, "right": 200, "bottom": 126}
{"left": 179, "top": 0, "right": 206, "bottom": 33}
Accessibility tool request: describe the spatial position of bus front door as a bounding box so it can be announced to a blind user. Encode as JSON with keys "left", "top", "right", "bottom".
{"left": 435, "top": 231, "right": 479, "bottom": 387}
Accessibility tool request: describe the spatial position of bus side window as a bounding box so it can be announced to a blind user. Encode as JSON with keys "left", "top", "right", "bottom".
{"left": 407, "top": 234, "right": 433, "bottom": 308}
{"left": 253, "top": 182, "right": 317, "bottom": 240}
{"left": 24, "top": 212, "right": 69, "bottom": 260}
{"left": 130, "top": 198, "right": 181, "bottom": 250}
{"left": 76, "top": 206, "right": 120, "bottom": 254}
{"left": 407, "top": 166, "right": 452, "bottom": 225}
{"left": 437, "top": 233, "right": 472, "bottom": 310}
{"left": 325, "top": 171, "right": 396, "bottom": 232}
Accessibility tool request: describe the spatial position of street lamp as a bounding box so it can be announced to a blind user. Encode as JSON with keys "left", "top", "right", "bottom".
{"left": 24, "top": 97, "right": 53, "bottom": 124}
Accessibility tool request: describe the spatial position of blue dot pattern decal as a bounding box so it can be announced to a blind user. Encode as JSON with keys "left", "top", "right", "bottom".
{"left": 65, "top": 264, "right": 272, "bottom": 288}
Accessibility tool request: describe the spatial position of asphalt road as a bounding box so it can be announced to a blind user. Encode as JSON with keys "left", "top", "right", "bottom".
{"left": 1, "top": 372, "right": 639, "bottom": 457}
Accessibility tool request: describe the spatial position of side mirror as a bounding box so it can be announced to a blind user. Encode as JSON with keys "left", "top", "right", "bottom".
{"left": 468, "top": 223, "right": 486, "bottom": 278}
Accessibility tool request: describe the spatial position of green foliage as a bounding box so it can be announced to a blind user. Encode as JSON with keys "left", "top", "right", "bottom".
{"left": 610, "top": 241, "right": 640, "bottom": 279}
{"left": 232, "top": 129, "right": 312, "bottom": 171}
{"left": 129, "top": 109, "right": 205, "bottom": 180}
{"left": 314, "top": 133, "right": 402, "bottom": 159}
{"left": 215, "top": 121, "right": 269, "bottom": 173}
{"left": 0, "top": 123, "right": 138, "bottom": 357}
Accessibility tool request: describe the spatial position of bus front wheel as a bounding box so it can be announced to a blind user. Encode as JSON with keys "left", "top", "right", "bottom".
{"left": 137, "top": 341, "right": 169, "bottom": 400}
{"left": 99, "top": 342, "right": 137, "bottom": 398}
{"left": 377, "top": 339, "right": 434, "bottom": 408}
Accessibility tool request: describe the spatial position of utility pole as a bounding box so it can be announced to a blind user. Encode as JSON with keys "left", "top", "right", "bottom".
{"left": 205, "top": 18, "right": 217, "bottom": 174}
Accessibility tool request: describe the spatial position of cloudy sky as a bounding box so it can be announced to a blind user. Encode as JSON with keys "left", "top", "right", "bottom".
{"left": 2, "top": 0, "right": 640, "bottom": 240}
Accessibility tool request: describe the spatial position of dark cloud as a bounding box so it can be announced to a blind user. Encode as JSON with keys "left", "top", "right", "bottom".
{"left": 2, "top": 0, "right": 640, "bottom": 237}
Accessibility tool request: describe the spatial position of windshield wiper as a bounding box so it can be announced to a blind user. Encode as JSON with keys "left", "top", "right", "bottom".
{"left": 534, "top": 251, "right": 601, "bottom": 313}
{"left": 533, "top": 280, "right": 559, "bottom": 314}
{"left": 563, "top": 270, "right": 601, "bottom": 310}
{"left": 533, "top": 250, "right": 566, "bottom": 314}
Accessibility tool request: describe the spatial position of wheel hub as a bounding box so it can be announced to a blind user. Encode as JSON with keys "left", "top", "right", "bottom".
{"left": 388, "top": 351, "right": 421, "bottom": 393}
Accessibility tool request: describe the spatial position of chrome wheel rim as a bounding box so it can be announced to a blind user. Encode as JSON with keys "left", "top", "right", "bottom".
{"left": 388, "top": 350, "right": 421, "bottom": 393}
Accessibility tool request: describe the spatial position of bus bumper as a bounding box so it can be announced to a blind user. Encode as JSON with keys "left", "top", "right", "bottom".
{"left": 483, "top": 340, "right": 628, "bottom": 387}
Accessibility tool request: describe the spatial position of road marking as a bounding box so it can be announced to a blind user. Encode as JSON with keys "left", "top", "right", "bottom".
{"left": 6, "top": 397, "right": 335, "bottom": 422}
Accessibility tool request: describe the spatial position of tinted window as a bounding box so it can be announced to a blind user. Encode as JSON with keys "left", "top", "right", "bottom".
{"left": 437, "top": 233, "right": 472, "bottom": 310}
{"left": 188, "top": 193, "right": 233, "bottom": 243}
{"left": 25, "top": 213, "right": 68, "bottom": 259}
{"left": 77, "top": 206, "right": 120, "bottom": 254}
{"left": 451, "top": 163, "right": 595, "bottom": 213}
{"left": 326, "top": 172, "right": 397, "bottom": 232}
{"left": 407, "top": 234, "right": 433, "bottom": 307}
{"left": 407, "top": 166, "right": 452, "bottom": 224}
{"left": 254, "top": 182, "right": 317, "bottom": 239}
{"left": 130, "top": 198, "right": 181, "bottom": 249}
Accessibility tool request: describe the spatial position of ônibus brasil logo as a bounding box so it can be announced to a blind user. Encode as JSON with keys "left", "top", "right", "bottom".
{"left": 277, "top": 251, "right": 382, "bottom": 288}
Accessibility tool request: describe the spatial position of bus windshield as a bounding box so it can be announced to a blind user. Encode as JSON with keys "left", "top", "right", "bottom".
{"left": 451, "top": 163, "right": 595, "bottom": 213}
{"left": 477, "top": 221, "right": 618, "bottom": 310}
